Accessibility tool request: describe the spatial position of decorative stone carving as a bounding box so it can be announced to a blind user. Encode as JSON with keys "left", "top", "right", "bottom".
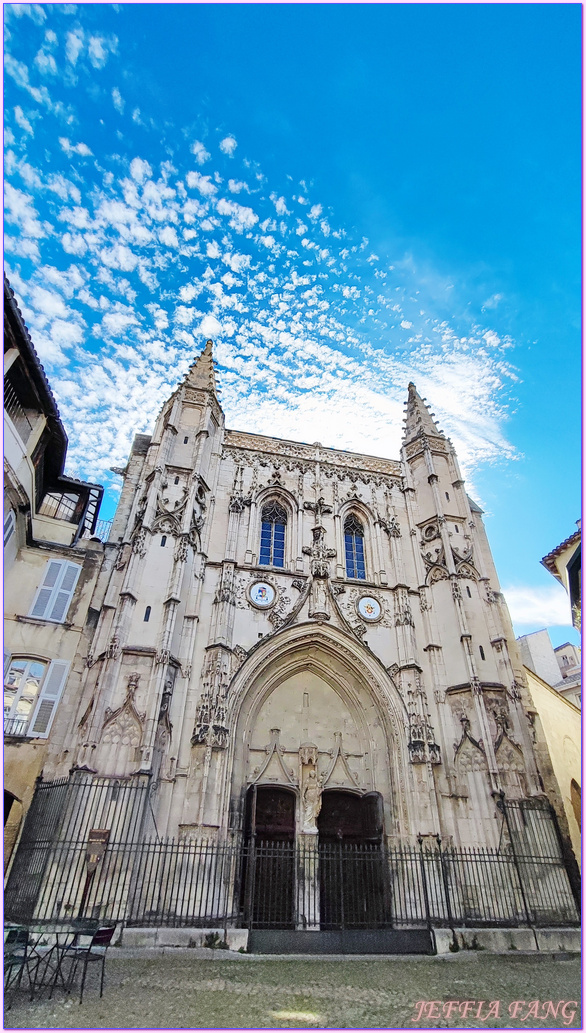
{"left": 302, "top": 524, "right": 336, "bottom": 579}
{"left": 250, "top": 728, "right": 297, "bottom": 785}
{"left": 303, "top": 497, "right": 332, "bottom": 521}
{"left": 379, "top": 514, "right": 401, "bottom": 537}
{"left": 191, "top": 648, "right": 231, "bottom": 748}
{"left": 321, "top": 731, "right": 361, "bottom": 790}
{"left": 404, "top": 672, "right": 441, "bottom": 764}
{"left": 106, "top": 634, "right": 121, "bottom": 660}
{"left": 395, "top": 606, "right": 414, "bottom": 626}
{"left": 131, "top": 526, "right": 147, "bottom": 557}
{"left": 229, "top": 494, "right": 252, "bottom": 513}
{"left": 101, "top": 672, "right": 145, "bottom": 749}
{"left": 153, "top": 484, "right": 190, "bottom": 535}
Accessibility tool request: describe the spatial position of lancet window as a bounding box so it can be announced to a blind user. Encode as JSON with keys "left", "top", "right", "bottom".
{"left": 344, "top": 514, "right": 366, "bottom": 579}
{"left": 260, "top": 501, "right": 287, "bottom": 568}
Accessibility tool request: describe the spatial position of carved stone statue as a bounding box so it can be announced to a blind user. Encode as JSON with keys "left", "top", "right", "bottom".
{"left": 299, "top": 742, "right": 321, "bottom": 832}
{"left": 302, "top": 769, "right": 322, "bottom": 831}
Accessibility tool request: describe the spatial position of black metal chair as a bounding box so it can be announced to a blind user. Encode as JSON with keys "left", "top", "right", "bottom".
{"left": 63, "top": 925, "right": 116, "bottom": 1004}
{"left": 4, "top": 927, "right": 33, "bottom": 1004}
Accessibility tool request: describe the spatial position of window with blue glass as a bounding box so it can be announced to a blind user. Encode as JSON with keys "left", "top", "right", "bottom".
{"left": 344, "top": 514, "right": 366, "bottom": 579}
{"left": 259, "top": 501, "right": 287, "bottom": 568}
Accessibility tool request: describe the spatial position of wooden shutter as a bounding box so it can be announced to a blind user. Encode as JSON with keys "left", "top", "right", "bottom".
{"left": 28, "top": 659, "right": 69, "bottom": 738}
{"left": 29, "top": 561, "right": 81, "bottom": 622}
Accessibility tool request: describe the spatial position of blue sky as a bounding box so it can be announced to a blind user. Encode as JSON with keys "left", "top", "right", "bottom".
{"left": 4, "top": 3, "right": 581, "bottom": 647}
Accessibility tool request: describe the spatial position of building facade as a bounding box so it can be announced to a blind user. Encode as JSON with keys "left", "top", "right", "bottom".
{"left": 4, "top": 278, "right": 105, "bottom": 865}
{"left": 40, "top": 343, "right": 565, "bottom": 844}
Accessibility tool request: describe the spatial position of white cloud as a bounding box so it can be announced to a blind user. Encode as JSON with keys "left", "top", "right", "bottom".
{"left": 4, "top": 182, "right": 45, "bottom": 238}
{"left": 186, "top": 171, "right": 217, "bottom": 197}
{"left": 34, "top": 47, "right": 57, "bottom": 76}
{"left": 65, "top": 28, "right": 84, "bottom": 65}
{"left": 482, "top": 293, "right": 504, "bottom": 312}
{"left": 59, "top": 137, "right": 93, "bottom": 157}
{"left": 112, "top": 87, "right": 124, "bottom": 113}
{"left": 216, "top": 198, "right": 258, "bottom": 232}
{"left": 129, "top": 157, "right": 152, "bottom": 184}
{"left": 159, "top": 225, "right": 179, "bottom": 248}
{"left": 88, "top": 34, "right": 117, "bottom": 69}
{"left": 191, "top": 140, "right": 210, "bottom": 165}
{"left": 308, "top": 204, "right": 322, "bottom": 220}
{"left": 100, "top": 244, "right": 139, "bottom": 272}
{"left": 401, "top": 320, "right": 412, "bottom": 329}
{"left": 14, "top": 106, "right": 34, "bottom": 135}
{"left": 198, "top": 314, "right": 223, "bottom": 337}
{"left": 503, "top": 584, "right": 573, "bottom": 631}
{"left": 219, "top": 135, "right": 237, "bottom": 157}
{"left": 271, "top": 194, "right": 290, "bottom": 216}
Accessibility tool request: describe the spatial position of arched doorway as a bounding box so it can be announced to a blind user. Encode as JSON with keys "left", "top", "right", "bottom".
{"left": 317, "top": 790, "right": 388, "bottom": 929}
{"left": 242, "top": 785, "right": 296, "bottom": 928}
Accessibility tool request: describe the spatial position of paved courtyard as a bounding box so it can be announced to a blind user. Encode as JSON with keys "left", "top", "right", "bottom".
{"left": 4, "top": 947, "right": 581, "bottom": 1030}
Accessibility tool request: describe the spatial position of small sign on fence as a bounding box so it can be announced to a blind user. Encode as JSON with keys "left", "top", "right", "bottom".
{"left": 86, "top": 829, "right": 110, "bottom": 874}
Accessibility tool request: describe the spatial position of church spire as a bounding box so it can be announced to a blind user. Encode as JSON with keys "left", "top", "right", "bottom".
{"left": 184, "top": 339, "right": 219, "bottom": 396}
{"left": 402, "top": 382, "right": 444, "bottom": 445}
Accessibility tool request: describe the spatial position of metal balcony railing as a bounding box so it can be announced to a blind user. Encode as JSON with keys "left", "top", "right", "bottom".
{"left": 93, "top": 518, "right": 113, "bottom": 542}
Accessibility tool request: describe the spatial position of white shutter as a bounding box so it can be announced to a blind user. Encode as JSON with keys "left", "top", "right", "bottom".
{"left": 29, "top": 560, "right": 81, "bottom": 623}
{"left": 4, "top": 510, "right": 15, "bottom": 547}
{"left": 30, "top": 560, "right": 64, "bottom": 619}
{"left": 48, "top": 563, "right": 81, "bottom": 622}
{"left": 28, "top": 659, "right": 69, "bottom": 738}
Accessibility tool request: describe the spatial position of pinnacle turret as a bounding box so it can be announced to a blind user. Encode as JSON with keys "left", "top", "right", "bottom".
{"left": 184, "top": 339, "right": 219, "bottom": 396}
{"left": 402, "top": 382, "right": 444, "bottom": 445}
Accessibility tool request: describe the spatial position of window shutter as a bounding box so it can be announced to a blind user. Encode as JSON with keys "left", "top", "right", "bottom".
{"left": 4, "top": 510, "right": 15, "bottom": 547}
{"left": 28, "top": 659, "right": 69, "bottom": 738}
{"left": 30, "top": 560, "right": 64, "bottom": 619}
{"left": 29, "top": 561, "right": 81, "bottom": 622}
{"left": 48, "top": 563, "right": 81, "bottom": 622}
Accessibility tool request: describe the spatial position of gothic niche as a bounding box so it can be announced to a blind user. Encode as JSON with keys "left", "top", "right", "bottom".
{"left": 493, "top": 706, "right": 527, "bottom": 798}
{"left": 101, "top": 673, "right": 145, "bottom": 751}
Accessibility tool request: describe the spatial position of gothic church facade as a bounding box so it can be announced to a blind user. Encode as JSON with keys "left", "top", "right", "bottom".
{"left": 40, "top": 341, "right": 551, "bottom": 855}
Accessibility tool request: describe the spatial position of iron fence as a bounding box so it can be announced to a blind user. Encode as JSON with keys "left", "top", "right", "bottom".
{"left": 5, "top": 836, "right": 579, "bottom": 931}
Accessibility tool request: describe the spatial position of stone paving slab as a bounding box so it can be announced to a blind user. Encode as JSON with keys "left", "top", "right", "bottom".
{"left": 4, "top": 948, "right": 581, "bottom": 1030}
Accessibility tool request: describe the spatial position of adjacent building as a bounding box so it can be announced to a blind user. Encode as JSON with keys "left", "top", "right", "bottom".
{"left": 542, "top": 522, "right": 581, "bottom": 632}
{"left": 3, "top": 277, "right": 106, "bottom": 864}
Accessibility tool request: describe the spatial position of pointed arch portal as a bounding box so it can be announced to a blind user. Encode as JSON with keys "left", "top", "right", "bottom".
{"left": 230, "top": 623, "right": 413, "bottom": 932}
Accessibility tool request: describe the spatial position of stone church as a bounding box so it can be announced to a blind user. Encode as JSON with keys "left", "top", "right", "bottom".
{"left": 5, "top": 281, "right": 579, "bottom": 945}
{"left": 39, "top": 340, "right": 557, "bottom": 859}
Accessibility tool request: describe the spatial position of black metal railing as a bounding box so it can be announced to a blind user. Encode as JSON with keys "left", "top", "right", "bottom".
{"left": 5, "top": 836, "right": 579, "bottom": 931}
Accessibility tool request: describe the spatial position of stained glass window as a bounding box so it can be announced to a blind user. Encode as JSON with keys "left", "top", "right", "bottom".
{"left": 344, "top": 514, "right": 366, "bottom": 579}
{"left": 260, "top": 501, "right": 287, "bottom": 568}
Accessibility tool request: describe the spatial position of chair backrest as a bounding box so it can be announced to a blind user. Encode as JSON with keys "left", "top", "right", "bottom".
{"left": 92, "top": 926, "right": 116, "bottom": 948}
{"left": 4, "top": 928, "right": 28, "bottom": 950}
